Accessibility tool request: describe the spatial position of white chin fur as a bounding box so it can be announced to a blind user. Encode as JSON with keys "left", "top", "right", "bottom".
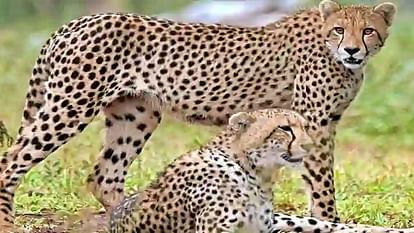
{"left": 342, "top": 62, "right": 362, "bottom": 70}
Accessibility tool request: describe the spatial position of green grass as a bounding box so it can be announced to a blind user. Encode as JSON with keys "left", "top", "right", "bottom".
{"left": 0, "top": 11, "right": 414, "bottom": 231}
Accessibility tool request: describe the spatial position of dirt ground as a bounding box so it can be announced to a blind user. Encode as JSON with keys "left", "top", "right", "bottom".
{"left": 16, "top": 211, "right": 108, "bottom": 233}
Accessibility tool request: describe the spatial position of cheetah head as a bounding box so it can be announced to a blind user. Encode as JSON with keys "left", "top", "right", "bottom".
{"left": 320, "top": 0, "right": 397, "bottom": 69}
{"left": 229, "top": 109, "right": 314, "bottom": 169}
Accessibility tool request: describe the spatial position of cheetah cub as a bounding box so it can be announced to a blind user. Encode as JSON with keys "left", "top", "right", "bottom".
{"left": 109, "top": 109, "right": 413, "bottom": 233}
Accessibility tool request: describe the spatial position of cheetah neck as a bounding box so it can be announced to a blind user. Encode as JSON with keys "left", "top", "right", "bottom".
{"left": 244, "top": 151, "right": 279, "bottom": 194}
{"left": 207, "top": 135, "right": 277, "bottom": 196}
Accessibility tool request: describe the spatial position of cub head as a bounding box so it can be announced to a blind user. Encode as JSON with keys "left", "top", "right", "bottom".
{"left": 319, "top": 0, "right": 397, "bottom": 69}
{"left": 229, "top": 109, "right": 314, "bottom": 169}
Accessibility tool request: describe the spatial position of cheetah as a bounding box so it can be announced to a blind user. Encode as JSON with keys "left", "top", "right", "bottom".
{"left": 0, "top": 0, "right": 396, "bottom": 229}
{"left": 108, "top": 109, "right": 413, "bottom": 233}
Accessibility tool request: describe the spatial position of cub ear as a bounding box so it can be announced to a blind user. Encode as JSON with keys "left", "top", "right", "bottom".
{"left": 319, "top": 0, "right": 341, "bottom": 21}
{"left": 229, "top": 112, "right": 257, "bottom": 132}
{"left": 373, "top": 2, "right": 397, "bottom": 26}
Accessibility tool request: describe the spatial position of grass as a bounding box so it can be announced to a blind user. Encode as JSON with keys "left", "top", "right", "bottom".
{"left": 0, "top": 8, "right": 414, "bottom": 232}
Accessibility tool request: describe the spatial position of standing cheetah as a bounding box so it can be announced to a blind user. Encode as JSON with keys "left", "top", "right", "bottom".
{"left": 0, "top": 0, "right": 396, "bottom": 230}
{"left": 109, "top": 109, "right": 414, "bottom": 233}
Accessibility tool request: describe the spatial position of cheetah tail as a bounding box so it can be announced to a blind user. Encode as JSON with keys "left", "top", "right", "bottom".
{"left": 273, "top": 213, "right": 414, "bottom": 233}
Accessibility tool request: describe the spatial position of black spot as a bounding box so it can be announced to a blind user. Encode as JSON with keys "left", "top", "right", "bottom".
{"left": 23, "top": 154, "right": 32, "bottom": 161}
{"left": 43, "top": 133, "right": 52, "bottom": 141}
{"left": 125, "top": 114, "right": 136, "bottom": 121}
{"left": 43, "top": 143, "right": 54, "bottom": 151}
{"left": 133, "top": 140, "right": 141, "bottom": 147}
{"left": 55, "top": 123, "right": 65, "bottom": 131}
{"left": 57, "top": 134, "right": 69, "bottom": 141}
{"left": 144, "top": 133, "right": 151, "bottom": 140}
{"left": 136, "top": 106, "right": 145, "bottom": 112}
{"left": 97, "top": 176, "right": 104, "bottom": 184}
{"left": 294, "top": 227, "right": 303, "bottom": 232}
{"left": 308, "top": 218, "right": 318, "bottom": 225}
{"left": 104, "top": 148, "right": 114, "bottom": 160}
{"left": 111, "top": 155, "right": 119, "bottom": 164}
{"left": 137, "top": 124, "right": 147, "bottom": 131}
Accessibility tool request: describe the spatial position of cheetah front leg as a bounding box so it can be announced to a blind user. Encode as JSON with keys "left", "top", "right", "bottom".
{"left": 292, "top": 95, "right": 339, "bottom": 221}
{"left": 292, "top": 69, "right": 342, "bottom": 222}
{"left": 300, "top": 127, "right": 338, "bottom": 222}
{"left": 87, "top": 95, "right": 162, "bottom": 212}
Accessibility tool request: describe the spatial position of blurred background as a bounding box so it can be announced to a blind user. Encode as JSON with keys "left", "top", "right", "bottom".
{"left": 0, "top": 0, "right": 413, "bottom": 25}
{"left": 0, "top": 0, "right": 414, "bottom": 232}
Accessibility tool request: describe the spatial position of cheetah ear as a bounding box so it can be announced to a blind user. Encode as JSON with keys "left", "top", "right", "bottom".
{"left": 373, "top": 2, "right": 397, "bottom": 26}
{"left": 319, "top": 0, "right": 341, "bottom": 21}
{"left": 229, "top": 112, "right": 257, "bottom": 132}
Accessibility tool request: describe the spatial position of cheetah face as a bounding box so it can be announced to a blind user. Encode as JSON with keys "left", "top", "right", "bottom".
{"left": 319, "top": 0, "right": 396, "bottom": 69}
{"left": 229, "top": 110, "right": 313, "bottom": 170}
{"left": 256, "top": 123, "right": 313, "bottom": 169}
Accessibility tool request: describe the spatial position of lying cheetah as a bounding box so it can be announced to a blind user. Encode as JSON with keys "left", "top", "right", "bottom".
{"left": 109, "top": 109, "right": 413, "bottom": 233}
{"left": 0, "top": 0, "right": 396, "bottom": 229}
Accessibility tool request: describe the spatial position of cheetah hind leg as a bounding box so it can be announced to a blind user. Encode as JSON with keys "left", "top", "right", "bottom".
{"left": 0, "top": 101, "right": 98, "bottom": 229}
{"left": 0, "top": 50, "right": 49, "bottom": 175}
{"left": 87, "top": 94, "right": 162, "bottom": 213}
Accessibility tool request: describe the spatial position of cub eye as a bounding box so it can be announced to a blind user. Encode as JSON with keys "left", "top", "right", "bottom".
{"left": 363, "top": 28, "right": 374, "bottom": 35}
{"left": 334, "top": 27, "right": 344, "bottom": 35}
{"left": 278, "top": 125, "right": 292, "bottom": 131}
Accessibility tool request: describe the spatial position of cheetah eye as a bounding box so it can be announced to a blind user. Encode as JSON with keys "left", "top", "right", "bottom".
{"left": 363, "top": 28, "right": 374, "bottom": 36}
{"left": 333, "top": 27, "right": 344, "bottom": 35}
{"left": 278, "top": 125, "right": 292, "bottom": 132}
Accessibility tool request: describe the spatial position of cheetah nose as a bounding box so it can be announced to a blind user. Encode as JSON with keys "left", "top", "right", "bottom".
{"left": 344, "top": 47, "right": 360, "bottom": 55}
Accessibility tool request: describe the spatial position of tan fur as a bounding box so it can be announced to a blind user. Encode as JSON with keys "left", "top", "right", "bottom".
{"left": 109, "top": 109, "right": 414, "bottom": 233}
{"left": 322, "top": 1, "right": 396, "bottom": 69}
{"left": 109, "top": 108, "right": 312, "bottom": 232}
{"left": 0, "top": 1, "right": 396, "bottom": 230}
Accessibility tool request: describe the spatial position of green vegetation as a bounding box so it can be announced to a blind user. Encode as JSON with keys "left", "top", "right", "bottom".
{"left": 0, "top": 1, "right": 413, "bottom": 231}
{"left": 0, "top": 120, "right": 13, "bottom": 147}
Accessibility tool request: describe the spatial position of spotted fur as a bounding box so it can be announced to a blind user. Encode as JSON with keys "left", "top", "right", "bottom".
{"left": 109, "top": 109, "right": 413, "bottom": 233}
{"left": 0, "top": 0, "right": 396, "bottom": 230}
{"left": 109, "top": 109, "right": 313, "bottom": 232}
